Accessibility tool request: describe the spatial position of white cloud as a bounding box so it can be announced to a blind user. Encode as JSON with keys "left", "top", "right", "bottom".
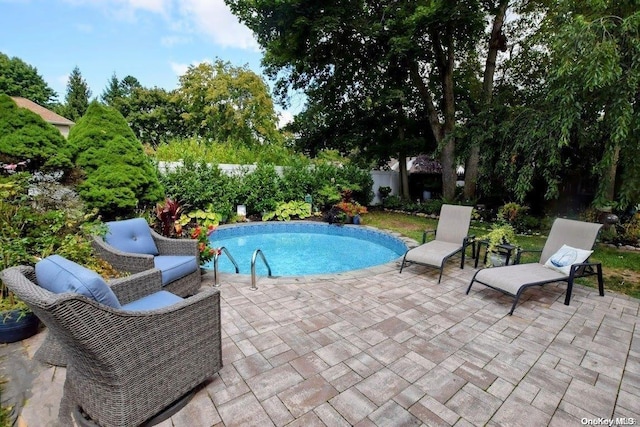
{"left": 176, "top": 0, "right": 259, "bottom": 51}
{"left": 170, "top": 58, "right": 213, "bottom": 77}
{"left": 63, "top": 0, "right": 258, "bottom": 51}
{"left": 63, "top": 0, "right": 170, "bottom": 20}
{"left": 161, "top": 35, "right": 190, "bottom": 47}
{"left": 277, "top": 110, "right": 294, "bottom": 129}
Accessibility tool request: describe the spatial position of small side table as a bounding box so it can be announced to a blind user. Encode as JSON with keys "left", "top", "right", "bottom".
{"left": 474, "top": 241, "right": 517, "bottom": 268}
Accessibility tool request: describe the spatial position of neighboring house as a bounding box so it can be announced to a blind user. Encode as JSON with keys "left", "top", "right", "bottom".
{"left": 10, "top": 96, "right": 75, "bottom": 138}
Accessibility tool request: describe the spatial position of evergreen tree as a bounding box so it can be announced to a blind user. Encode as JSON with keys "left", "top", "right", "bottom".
{"left": 100, "top": 72, "right": 123, "bottom": 107}
{"left": 0, "top": 94, "right": 74, "bottom": 172}
{"left": 68, "top": 101, "right": 164, "bottom": 219}
{"left": 61, "top": 66, "right": 92, "bottom": 121}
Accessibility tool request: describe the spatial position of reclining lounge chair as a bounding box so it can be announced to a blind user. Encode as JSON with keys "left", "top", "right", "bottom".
{"left": 400, "top": 204, "right": 474, "bottom": 283}
{"left": 467, "top": 218, "right": 604, "bottom": 315}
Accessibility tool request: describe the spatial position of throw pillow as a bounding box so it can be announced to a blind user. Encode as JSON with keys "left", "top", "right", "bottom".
{"left": 543, "top": 244, "right": 593, "bottom": 275}
{"left": 35, "top": 255, "right": 121, "bottom": 308}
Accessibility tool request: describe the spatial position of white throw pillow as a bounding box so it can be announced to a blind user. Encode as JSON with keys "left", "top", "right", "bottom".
{"left": 543, "top": 244, "right": 593, "bottom": 275}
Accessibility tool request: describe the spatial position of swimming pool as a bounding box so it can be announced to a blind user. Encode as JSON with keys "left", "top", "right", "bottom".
{"left": 206, "top": 222, "right": 408, "bottom": 276}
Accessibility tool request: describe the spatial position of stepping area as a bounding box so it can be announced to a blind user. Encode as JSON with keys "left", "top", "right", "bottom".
{"left": 3, "top": 258, "right": 639, "bottom": 426}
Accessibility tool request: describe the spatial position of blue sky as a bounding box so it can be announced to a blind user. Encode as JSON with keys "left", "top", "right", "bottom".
{"left": 0, "top": 0, "right": 299, "bottom": 125}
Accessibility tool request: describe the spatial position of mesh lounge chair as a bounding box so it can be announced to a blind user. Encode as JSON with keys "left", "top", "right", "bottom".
{"left": 399, "top": 204, "right": 474, "bottom": 283}
{"left": 92, "top": 217, "right": 201, "bottom": 297}
{"left": 467, "top": 218, "right": 604, "bottom": 315}
{"left": 0, "top": 256, "right": 222, "bottom": 427}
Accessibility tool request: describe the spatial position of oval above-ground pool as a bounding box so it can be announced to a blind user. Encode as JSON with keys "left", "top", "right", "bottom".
{"left": 205, "top": 221, "right": 408, "bottom": 276}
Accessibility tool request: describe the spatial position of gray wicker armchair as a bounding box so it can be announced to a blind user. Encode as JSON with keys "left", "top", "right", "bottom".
{"left": 0, "top": 264, "right": 222, "bottom": 427}
{"left": 92, "top": 217, "right": 201, "bottom": 297}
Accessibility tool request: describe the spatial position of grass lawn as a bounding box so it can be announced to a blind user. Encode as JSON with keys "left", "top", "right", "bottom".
{"left": 364, "top": 210, "right": 640, "bottom": 299}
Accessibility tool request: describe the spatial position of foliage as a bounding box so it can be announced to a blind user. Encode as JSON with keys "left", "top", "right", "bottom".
{"left": 69, "top": 101, "right": 164, "bottom": 219}
{"left": 544, "top": 0, "right": 640, "bottom": 209}
{"left": 0, "top": 94, "right": 74, "bottom": 172}
{"left": 262, "top": 201, "right": 311, "bottom": 221}
{"left": 153, "top": 137, "right": 300, "bottom": 166}
{"left": 481, "top": 222, "right": 518, "bottom": 265}
{"left": 158, "top": 157, "right": 238, "bottom": 220}
{"left": 181, "top": 205, "right": 223, "bottom": 228}
{"left": 58, "top": 66, "right": 91, "bottom": 122}
{"left": 0, "top": 172, "right": 116, "bottom": 317}
{"left": 497, "top": 202, "right": 539, "bottom": 233}
{"left": 175, "top": 59, "right": 282, "bottom": 146}
{"left": 335, "top": 201, "right": 368, "bottom": 218}
{"left": 236, "top": 164, "right": 282, "bottom": 215}
{"left": 378, "top": 186, "right": 392, "bottom": 200}
{"left": 0, "top": 52, "right": 57, "bottom": 106}
{"left": 189, "top": 224, "right": 218, "bottom": 265}
{"left": 155, "top": 198, "right": 183, "bottom": 237}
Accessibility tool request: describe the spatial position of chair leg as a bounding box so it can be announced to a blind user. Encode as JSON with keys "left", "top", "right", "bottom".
{"left": 596, "top": 264, "right": 604, "bottom": 296}
{"left": 509, "top": 289, "right": 525, "bottom": 315}
{"left": 438, "top": 268, "right": 443, "bottom": 284}
{"left": 399, "top": 252, "right": 408, "bottom": 273}
{"left": 564, "top": 278, "right": 574, "bottom": 306}
{"left": 460, "top": 248, "right": 465, "bottom": 269}
{"left": 466, "top": 279, "right": 474, "bottom": 295}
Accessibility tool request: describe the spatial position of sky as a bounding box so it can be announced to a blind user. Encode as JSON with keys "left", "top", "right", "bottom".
{"left": 0, "top": 0, "right": 299, "bottom": 126}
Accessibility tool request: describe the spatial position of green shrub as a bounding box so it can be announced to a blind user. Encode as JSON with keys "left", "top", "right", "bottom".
{"left": 382, "top": 195, "right": 403, "bottom": 209}
{"left": 159, "top": 156, "right": 238, "bottom": 219}
{"left": 0, "top": 94, "right": 74, "bottom": 172}
{"left": 69, "top": 102, "right": 163, "bottom": 219}
{"left": 262, "top": 201, "right": 311, "bottom": 221}
{"left": 236, "top": 164, "right": 282, "bottom": 215}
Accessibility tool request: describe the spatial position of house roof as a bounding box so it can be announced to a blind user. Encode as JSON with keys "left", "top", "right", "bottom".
{"left": 10, "top": 96, "right": 75, "bottom": 126}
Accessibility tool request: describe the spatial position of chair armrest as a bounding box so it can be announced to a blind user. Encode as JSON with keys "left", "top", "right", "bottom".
{"left": 108, "top": 269, "right": 163, "bottom": 305}
{"left": 150, "top": 229, "right": 199, "bottom": 258}
{"left": 515, "top": 248, "right": 542, "bottom": 264}
{"left": 91, "top": 235, "right": 155, "bottom": 273}
{"left": 568, "top": 261, "right": 601, "bottom": 278}
{"left": 422, "top": 230, "right": 435, "bottom": 244}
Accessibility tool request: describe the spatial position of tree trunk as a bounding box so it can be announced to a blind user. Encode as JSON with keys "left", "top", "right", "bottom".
{"left": 398, "top": 151, "right": 410, "bottom": 200}
{"left": 439, "top": 28, "right": 458, "bottom": 201}
{"left": 464, "top": 0, "right": 509, "bottom": 201}
{"left": 604, "top": 143, "right": 620, "bottom": 202}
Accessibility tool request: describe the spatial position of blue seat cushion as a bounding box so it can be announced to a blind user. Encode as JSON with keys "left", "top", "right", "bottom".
{"left": 121, "top": 291, "right": 183, "bottom": 311}
{"left": 154, "top": 256, "right": 198, "bottom": 286}
{"left": 105, "top": 218, "right": 159, "bottom": 256}
{"left": 35, "top": 255, "right": 121, "bottom": 309}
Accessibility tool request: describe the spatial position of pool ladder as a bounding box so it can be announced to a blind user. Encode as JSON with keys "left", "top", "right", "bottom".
{"left": 212, "top": 246, "right": 239, "bottom": 287}
{"left": 212, "top": 247, "right": 273, "bottom": 290}
{"left": 251, "top": 249, "right": 273, "bottom": 290}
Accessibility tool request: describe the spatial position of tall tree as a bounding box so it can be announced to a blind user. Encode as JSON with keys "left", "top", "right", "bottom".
{"left": 175, "top": 59, "right": 281, "bottom": 145}
{"left": 0, "top": 52, "right": 57, "bottom": 106}
{"left": 101, "top": 72, "right": 124, "bottom": 107}
{"left": 61, "top": 66, "right": 92, "bottom": 121}
{"left": 226, "top": 1, "right": 498, "bottom": 200}
{"left": 545, "top": 0, "right": 640, "bottom": 209}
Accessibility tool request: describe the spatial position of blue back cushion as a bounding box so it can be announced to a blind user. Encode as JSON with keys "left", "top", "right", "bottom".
{"left": 104, "top": 218, "right": 159, "bottom": 255}
{"left": 35, "top": 255, "right": 121, "bottom": 309}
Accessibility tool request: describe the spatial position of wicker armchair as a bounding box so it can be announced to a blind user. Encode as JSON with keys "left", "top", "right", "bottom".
{"left": 0, "top": 265, "right": 222, "bottom": 427}
{"left": 92, "top": 218, "right": 201, "bottom": 297}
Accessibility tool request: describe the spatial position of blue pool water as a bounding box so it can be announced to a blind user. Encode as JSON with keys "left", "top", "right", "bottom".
{"left": 206, "top": 222, "right": 407, "bottom": 276}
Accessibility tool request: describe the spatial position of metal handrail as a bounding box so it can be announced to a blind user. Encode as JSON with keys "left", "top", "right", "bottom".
{"left": 250, "top": 249, "right": 272, "bottom": 290}
{"left": 212, "top": 246, "right": 240, "bottom": 287}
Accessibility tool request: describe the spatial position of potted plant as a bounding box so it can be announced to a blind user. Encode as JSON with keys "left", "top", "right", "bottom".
{"left": 0, "top": 177, "right": 39, "bottom": 342}
{"left": 480, "top": 222, "right": 518, "bottom": 267}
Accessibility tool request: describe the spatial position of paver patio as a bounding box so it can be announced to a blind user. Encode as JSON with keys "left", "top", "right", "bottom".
{"left": 5, "top": 255, "right": 640, "bottom": 426}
